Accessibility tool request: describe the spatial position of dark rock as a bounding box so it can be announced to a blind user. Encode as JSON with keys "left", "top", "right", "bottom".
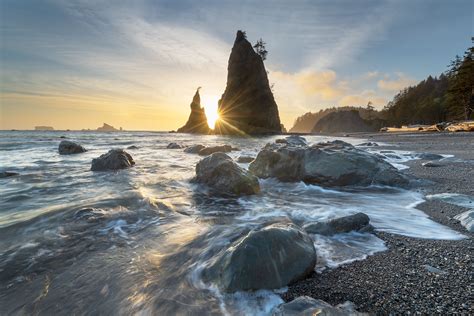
{"left": 127, "top": 145, "right": 139, "bottom": 150}
{"left": 91, "top": 149, "right": 135, "bottom": 171}
{"left": 184, "top": 144, "right": 206, "bottom": 154}
{"left": 202, "top": 223, "right": 316, "bottom": 292}
{"left": 249, "top": 140, "right": 409, "bottom": 187}
{"left": 214, "top": 31, "right": 281, "bottom": 135}
{"left": 416, "top": 153, "right": 444, "bottom": 160}
{"left": 303, "top": 213, "right": 373, "bottom": 236}
{"left": 60, "top": 136, "right": 66, "bottom": 139}
{"left": 357, "top": 142, "right": 379, "bottom": 147}
{"left": 275, "top": 138, "right": 288, "bottom": 144}
{"left": 177, "top": 88, "right": 211, "bottom": 134}
{"left": 198, "top": 145, "right": 233, "bottom": 156}
{"left": 273, "top": 296, "right": 366, "bottom": 316}
{"left": 237, "top": 156, "right": 255, "bottom": 163}
{"left": 58, "top": 140, "right": 87, "bottom": 155}
{"left": 422, "top": 161, "right": 443, "bottom": 167}
{"left": 167, "top": 142, "right": 182, "bottom": 149}
{"left": 285, "top": 135, "right": 308, "bottom": 146}
{"left": 193, "top": 153, "right": 259, "bottom": 196}
{"left": 0, "top": 171, "right": 19, "bottom": 178}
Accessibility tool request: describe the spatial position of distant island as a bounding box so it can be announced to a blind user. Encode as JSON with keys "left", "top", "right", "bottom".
{"left": 35, "top": 126, "right": 54, "bottom": 131}
{"left": 96, "top": 123, "right": 122, "bottom": 132}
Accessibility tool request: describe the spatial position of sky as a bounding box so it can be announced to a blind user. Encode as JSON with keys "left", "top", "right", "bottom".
{"left": 0, "top": 0, "right": 472, "bottom": 131}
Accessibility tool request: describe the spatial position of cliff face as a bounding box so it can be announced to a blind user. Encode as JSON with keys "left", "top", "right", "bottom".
{"left": 177, "top": 88, "right": 211, "bottom": 134}
{"left": 311, "top": 110, "right": 383, "bottom": 134}
{"left": 214, "top": 31, "right": 281, "bottom": 135}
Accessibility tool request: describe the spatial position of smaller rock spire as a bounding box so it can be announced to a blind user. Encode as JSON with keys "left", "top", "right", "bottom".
{"left": 177, "top": 88, "right": 211, "bottom": 134}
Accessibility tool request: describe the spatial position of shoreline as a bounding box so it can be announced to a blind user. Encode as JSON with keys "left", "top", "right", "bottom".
{"left": 282, "top": 132, "right": 473, "bottom": 314}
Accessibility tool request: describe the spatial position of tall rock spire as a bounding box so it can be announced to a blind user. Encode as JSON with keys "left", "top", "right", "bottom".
{"left": 177, "top": 88, "right": 211, "bottom": 134}
{"left": 214, "top": 30, "right": 282, "bottom": 135}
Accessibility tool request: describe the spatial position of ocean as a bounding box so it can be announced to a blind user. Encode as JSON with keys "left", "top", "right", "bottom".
{"left": 0, "top": 131, "right": 464, "bottom": 315}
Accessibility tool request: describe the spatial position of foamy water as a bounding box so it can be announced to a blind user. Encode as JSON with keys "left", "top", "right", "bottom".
{"left": 0, "top": 131, "right": 464, "bottom": 314}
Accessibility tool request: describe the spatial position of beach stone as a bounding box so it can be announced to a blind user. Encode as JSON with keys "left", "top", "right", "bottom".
{"left": 167, "top": 142, "right": 182, "bottom": 149}
{"left": 237, "top": 155, "right": 255, "bottom": 163}
{"left": 184, "top": 144, "right": 205, "bottom": 154}
{"left": 127, "top": 145, "right": 139, "bottom": 150}
{"left": 194, "top": 153, "right": 259, "bottom": 195}
{"left": 202, "top": 223, "right": 316, "bottom": 292}
{"left": 272, "top": 296, "right": 366, "bottom": 316}
{"left": 249, "top": 140, "right": 409, "bottom": 187}
{"left": 91, "top": 149, "right": 135, "bottom": 171}
{"left": 0, "top": 171, "right": 19, "bottom": 178}
{"left": 198, "top": 145, "right": 233, "bottom": 156}
{"left": 303, "top": 213, "right": 373, "bottom": 236}
{"left": 58, "top": 140, "right": 87, "bottom": 155}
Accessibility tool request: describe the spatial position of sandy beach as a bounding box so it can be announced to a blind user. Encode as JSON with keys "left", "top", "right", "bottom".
{"left": 284, "top": 132, "right": 473, "bottom": 314}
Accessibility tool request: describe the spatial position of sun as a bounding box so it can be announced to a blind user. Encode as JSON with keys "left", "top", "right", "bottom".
{"left": 202, "top": 95, "right": 220, "bottom": 129}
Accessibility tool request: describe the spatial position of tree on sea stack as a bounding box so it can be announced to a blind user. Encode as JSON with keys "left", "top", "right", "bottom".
{"left": 253, "top": 38, "right": 268, "bottom": 61}
{"left": 214, "top": 30, "right": 282, "bottom": 135}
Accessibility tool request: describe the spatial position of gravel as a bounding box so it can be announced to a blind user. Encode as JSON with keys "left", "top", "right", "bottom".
{"left": 283, "top": 132, "right": 473, "bottom": 314}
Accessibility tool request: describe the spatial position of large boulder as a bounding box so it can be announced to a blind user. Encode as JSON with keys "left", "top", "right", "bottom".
{"left": 91, "top": 149, "right": 135, "bottom": 171}
{"left": 177, "top": 88, "right": 211, "bottom": 134}
{"left": 198, "top": 145, "right": 233, "bottom": 156}
{"left": 272, "top": 296, "right": 366, "bottom": 316}
{"left": 58, "top": 140, "right": 87, "bottom": 155}
{"left": 202, "top": 223, "right": 316, "bottom": 292}
{"left": 303, "top": 213, "right": 373, "bottom": 236}
{"left": 249, "top": 140, "right": 409, "bottom": 187}
{"left": 194, "top": 153, "right": 259, "bottom": 195}
{"left": 214, "top": 31, "right": 281, "bottom": 135}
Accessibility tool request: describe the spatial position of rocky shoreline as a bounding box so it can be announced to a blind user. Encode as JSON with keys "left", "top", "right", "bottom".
{"left": 283, "top": 132, "right": 473, "bottom": 314}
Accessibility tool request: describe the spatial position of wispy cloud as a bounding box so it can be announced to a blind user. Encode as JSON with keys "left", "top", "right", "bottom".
{"left": 378, "top": 72, "right": 417, "bottom": 92}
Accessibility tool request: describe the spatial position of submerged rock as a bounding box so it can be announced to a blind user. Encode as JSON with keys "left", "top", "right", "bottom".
{"left": 214, "top": 31, "right": 281, "bottom": 135}
{"left": 194, "top": 153, "right": 259, "bottom": 195}
{"left": 0, "top": 171, "right": 19, "bottom": 178}
{"left": 167, "top": 142, "right": 182, "bottom": 149}
{"left": 454, "top": 210, "right": 474, "bottom": 233}
{"left": 127, "top": 145, "right": 139, "bottom": 150}
{"left": 177, "top": 88, "right": 211, "bottom": 134}
{"left": 272, "top": 296, "right": 366, "bottom": 316}
{"left": 303, "top": 213, "right": 373, "bottom": 236}
{"left": 237, "top": 155, "right": 255, "bottom": 163}
{"left": 91, "top": 149, "right": 135, "bottom": 171}
{"left": 58, "top": 140, "right": 87, "bottom": 155}
{"left": 249, "top": 140, "right": 409, "bottom": 187}
{"left": 202, "top": 223, "right": 316, "bottom": 292}
{"left": 184, "top": 144, "right": 205, "bottom": 154}
{"left": 198, "top": 145, "right": 233, "bottom": 156}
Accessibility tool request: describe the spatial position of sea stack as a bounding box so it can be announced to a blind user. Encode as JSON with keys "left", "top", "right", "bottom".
{"left": 177, "top": 88, "right": 211, "bottom": 134}
{"left": 214, "top": 30, "right": 281, "bottom": 135}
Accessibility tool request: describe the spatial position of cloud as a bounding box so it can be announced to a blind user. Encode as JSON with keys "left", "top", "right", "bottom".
{"left": 377, "top": 73, "right": 417, "bottom": 91}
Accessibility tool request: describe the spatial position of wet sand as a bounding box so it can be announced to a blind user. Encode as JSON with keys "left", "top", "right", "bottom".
{"left": 284, "top": 132, "right": 473, "bottom": 314}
